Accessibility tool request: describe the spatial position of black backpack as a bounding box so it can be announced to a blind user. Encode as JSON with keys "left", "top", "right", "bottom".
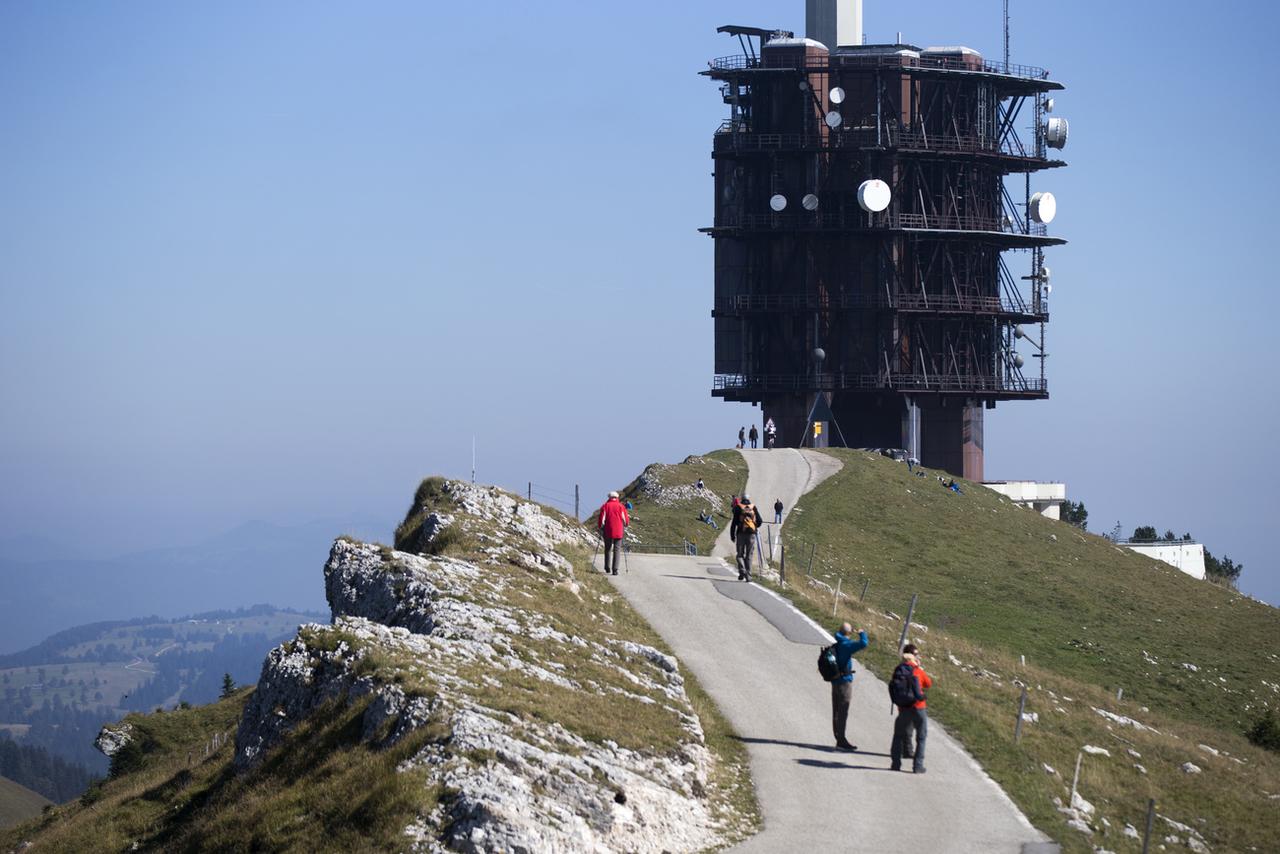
{"left": 817, "top": 644, "right": 842, "bottom": 681}
{"left": 888, "top": 662, "right": 923, "bottom": 706}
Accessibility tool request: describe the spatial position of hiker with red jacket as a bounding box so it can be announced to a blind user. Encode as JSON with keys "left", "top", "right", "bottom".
{"left": 728, "top": 494, "right": 763, "bottom": 581}
{"left": 597, "top": 491, "right": 630, "bottom": 576}
{"left": 889, "top": 644, "right": 933, "bottom": 773}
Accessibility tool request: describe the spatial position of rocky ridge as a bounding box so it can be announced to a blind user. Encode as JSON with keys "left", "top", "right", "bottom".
{"left": 233, "top": 480, "right": 735, "bottom": 852}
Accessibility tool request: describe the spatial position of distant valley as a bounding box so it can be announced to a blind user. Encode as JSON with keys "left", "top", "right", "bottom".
{"left": 0, "top": 605, "right": 321, "bottom": 801}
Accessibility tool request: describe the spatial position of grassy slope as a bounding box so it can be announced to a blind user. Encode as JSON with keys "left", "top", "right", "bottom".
{"left": 771, "top": 448, "right": 1280, "bottom": 853}
{"left": 616, "top": 450, "right": 748, "bottom": 555}
{"left": 0, "top": 774, "right": 51, "bottom": 829}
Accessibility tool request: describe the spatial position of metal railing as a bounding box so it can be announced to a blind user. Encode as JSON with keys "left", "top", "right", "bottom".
{"left": 713, "top": 210, "right": 1047, "bottom": 237}
{"left": 713, "top": 124, "right": 1050, "bottom": 161}
{"left": 712, "top": 372, "right": 1047, "bottom": 395}
{"left": 716, "top": 291, "right": 1046, "bottom": 318}
{"left": 708, "top": 52, "right": 1050, "bottom": 81}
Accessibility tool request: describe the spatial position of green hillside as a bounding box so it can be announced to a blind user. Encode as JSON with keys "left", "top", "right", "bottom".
{"left": 0, "top": 774, "right": 51, "bottom": 829}
{"left": 772, "top": 449, "right": 1280, "bottom": 853}
{"left": 616, "top": 450, "right": 747, "bottom": 555}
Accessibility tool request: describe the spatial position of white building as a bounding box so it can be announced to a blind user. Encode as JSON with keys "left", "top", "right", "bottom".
{"left": 983, "top": 481, "right": 1066, "bottom": 520}
{"left": 1120, "top": 540, "right": 1207, "bottom": 580}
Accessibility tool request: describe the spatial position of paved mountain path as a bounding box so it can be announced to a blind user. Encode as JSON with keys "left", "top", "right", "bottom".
{"left": 606, "top": 448, "right": 1054, "bottom": 852}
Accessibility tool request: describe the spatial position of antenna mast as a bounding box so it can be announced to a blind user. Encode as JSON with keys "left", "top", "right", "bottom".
{"left": 1003, "top": 0, "right": 1010, "bottom": 70}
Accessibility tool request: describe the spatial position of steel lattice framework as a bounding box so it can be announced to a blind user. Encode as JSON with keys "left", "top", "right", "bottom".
{"left": 704, "top": 30, "right": 1066, "bottom": 479}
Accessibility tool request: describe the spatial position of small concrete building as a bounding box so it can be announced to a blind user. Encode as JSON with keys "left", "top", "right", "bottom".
{"left": 1120, "top": 540, "right": 1207, "bottom": 580}
{"left": 983, "top": 481, "right": 1066, "bottom": 520}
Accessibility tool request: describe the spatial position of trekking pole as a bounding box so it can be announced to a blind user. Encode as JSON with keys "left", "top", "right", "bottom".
{"left": 1141, "top": 798, "right": 1155, "bottom": 854}
{"left": 623, "top": 541, "right": 630, "bottom": 574}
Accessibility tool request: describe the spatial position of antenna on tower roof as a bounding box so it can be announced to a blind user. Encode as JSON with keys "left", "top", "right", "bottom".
{"left": 1003, "top": 0, "right": 1010, "bottom": 71}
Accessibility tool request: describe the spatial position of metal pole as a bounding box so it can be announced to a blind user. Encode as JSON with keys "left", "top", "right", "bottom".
{"left": 806, "top": 543, "right": 817, "bottom": 577}
{"left": 756, "top": 534, "right": 765, "bottom": 577}
{"left": 768, "top": 526, "right": 774, "bottom": 561}
{"left": 528, "top": 482, "right": 532, "bottom": 501}
{"left": 1117, "top": 687, "right": 1124, "bottom": 702}
{"left": 897, "top": 593, "right": 918, "bottom": 652}
{"left": 1014, "top": 686, "right": 1028, "bottom": 742}
{"left": 833, "top": 578, "right": 842, "bottom": 616}
{"left": 575, "top": 484, "right": 580, "bottom": 520}
{"left": 860, "top": 578, "right": 870, "bottom": 602}
{"left": 1141, "top": 798, "right": 1155, "bottom": 854}
{"left": 780, "top": 543, "right": 786, "bottom": 578}
{"left": 1069, "top": 750, "right": 1083, "bottom": 809}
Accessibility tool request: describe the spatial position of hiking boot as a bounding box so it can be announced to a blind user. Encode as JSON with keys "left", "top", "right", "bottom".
{"left": 611, "top": 570, "right": 619, "bottom": 576}
{"left": 890, "top": 763, "right": 901, "bottom": 772}
{"left": 913, "top": 766, "right": 927, "bottom": 774}
{"left": 836, "top": 740, "right": 857, "bottom": 751}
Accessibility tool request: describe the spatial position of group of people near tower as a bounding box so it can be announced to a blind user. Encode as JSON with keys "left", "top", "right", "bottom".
{"left": 592, "top": 428, "right": 931, "bottom": 774}
{"left": 737, "top": 418, "right": 777, "bottom": 450}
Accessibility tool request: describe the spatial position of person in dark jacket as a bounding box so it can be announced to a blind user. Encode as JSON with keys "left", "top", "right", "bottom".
{"left": 830, "top": 623, "right": 869, "bottom": 750}
{"left": 728, "top": 494, "right": 764, "bottom": 581}
{"left": 748, "top": 425, "right": 759, "bottom": 448}
{"left": 773, "top": 498, "right": 784, "bottom": 524}
{"left": 596, "top": 491, "right": 630, "bottom": 576}
{"left": 737, "top": 426, "right": 746, "bottom": 448}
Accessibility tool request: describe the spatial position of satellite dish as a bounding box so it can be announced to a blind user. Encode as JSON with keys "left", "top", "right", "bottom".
{"left": 1029, "top": 191, "right": 1057, "bottom": 224}
{"left": 802, "top": 193, "right": 820, "bottom": 211}
{"left": 857, "top": 179, "right": 891, "bottom": 213}
{"left": 799, "top": 80, "right": 810, "bottom": 91}
{"left": 1014, "top": 325, "right": 1026, "bottom": 339}
{"left": 1045, "top": 97, "right": 1055, "bottom": 113}
{"left": 1044, "top": 116, "right": 1069, "bottom": 149}
{"left": 1013, "top": 353, "right": 1025, "bottom": 369}
{"left": 770, "top": 194, "right": 788, "bottom": 212}
{"left": 1039, "top": 265, "right": 1052, "bottom": 282}
{"left": 825, "top": 110, "right": 843, "bottom": 129}
{"left": 813, "top": 348, "right": 826, "bottom": 363}
{"left": 829, "top": 86, "right": 846, "bottom": 104}
{"left": 1045, "top": 283, "right": 1053, "bottom": 295}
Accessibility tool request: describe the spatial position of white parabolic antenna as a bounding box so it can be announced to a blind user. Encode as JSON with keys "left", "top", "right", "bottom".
{"left": 1014, "top": 325, "right": 1026, "bottom": 339}
{"left": 1039, "top": 265, "right": 1052, "bottom": 282}
{"left": 770, "top": 194, "right": 788, "bottom": 212}
{"left": 825, "top": 110, "right": 842, "bottom": 129}
{"left": 1029, "top": 191, "right": 1056, "bottom": 224}
{"left": 1013, "top": 353, "right": 1025, "bottom": 369}
{"left": 829, "top": 86, "right": 846, "bottom": 104}
{"left": 857, "top": 179, "right": 891, "bottom": 213}
{"left": 1045, "top": 283, "right": 1053, "bottom": 295}
{"left": 1045, "top": 97, "right": 1055, "bottom": 113}
{"left": 802, "top": 193, "right": 820, "bottom": 211}
{"left": 1044, "top": 116, "right": 1069, "bottom": 149}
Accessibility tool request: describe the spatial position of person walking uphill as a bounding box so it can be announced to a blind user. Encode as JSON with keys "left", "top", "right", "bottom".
{"left": 829, "top": 623, "right": 868, "bottom": 750}
{"left": 597, "top": 491, "right": 630, "bottom": 576}
{"left": 748, "top": 425, "right": 759, "bottom": 449}
{"left": 738, "top": 426, "right": 746, "bottom": 449}
{"left": 729, "top": 494, "right": 763, "bottom": 581}
{"left": 889, "top": 645, "right": 933, "bottom": 773}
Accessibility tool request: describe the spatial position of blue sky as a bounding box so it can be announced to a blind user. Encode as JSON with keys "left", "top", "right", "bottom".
{"left": 2, "top": 1, "right": 1278, "bottom": 604}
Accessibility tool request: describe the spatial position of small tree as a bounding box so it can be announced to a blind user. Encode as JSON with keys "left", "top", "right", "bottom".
{"left": 220, "top": 673, "right": 236, "bottom": 699}
{"left": 1247, "top": 709, "right": 1280, "bottom": 752}
{"left": 1132, "top": 525, "right": 1158, "bottom": 541}
{"left": 1204, "top": 549, "right": 1243, "bottom": 588}
{"left": 1061, "top": 500, "right": 1088, "bottom": 531}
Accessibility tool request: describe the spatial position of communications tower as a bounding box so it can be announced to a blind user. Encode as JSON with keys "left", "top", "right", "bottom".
{"left": 705, "top": 1, "right": 1069, "bottom": 480}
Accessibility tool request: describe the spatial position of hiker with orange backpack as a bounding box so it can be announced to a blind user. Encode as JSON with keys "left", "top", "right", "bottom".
{"left": 729, "top": 494, "right": 763, "bottom": 581}
{"left": 889, "top": 643, "right": 932, "bottom": 773}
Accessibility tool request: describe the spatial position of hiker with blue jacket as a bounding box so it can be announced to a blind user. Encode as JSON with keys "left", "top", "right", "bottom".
{"left": 830, "top": 622, "right": 868, "bottom": 750}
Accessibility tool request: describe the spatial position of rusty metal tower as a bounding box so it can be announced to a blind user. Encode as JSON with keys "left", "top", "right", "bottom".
{"left": 704, "top": 4, "right": 1068, "bottom": 480}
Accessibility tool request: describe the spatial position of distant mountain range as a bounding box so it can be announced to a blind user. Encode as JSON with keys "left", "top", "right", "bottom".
{"left": 0, "top": 518, "right": 382, "bottom": 654}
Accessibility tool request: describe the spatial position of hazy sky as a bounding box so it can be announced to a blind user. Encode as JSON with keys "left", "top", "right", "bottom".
{"left": 2, "top": 2, "right": 1278, "bottom": 604}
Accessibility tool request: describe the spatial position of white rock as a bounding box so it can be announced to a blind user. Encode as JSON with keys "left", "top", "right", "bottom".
{"left": 1067, "top": 818, "right": 1093, "bottom": 835}
{"left": 1082, "top": 745, "right": 1111, "bottom": 756}
{"left": 1180, "top": 662, "right": 1199, "bottom": 672}
{"left": 1071, "top": 792, "right": 1095, "bottom": 816}
{"left": 1123, "top": 824, "right": 1140, "bottom": 839}
{"left": 1180, "top": 762, "right": 1202, "bottom": 774}
{"left": 1043, "top": 763, "right": 1058, "bottom": 776}
{"left": 1197, "top": 743, "right": 1220, "bottom": 757}
{"left": 1127, "top": 748, "right": 1142, "bottom": 759}
{"left": 94, "top": 723, "right": 135, "bottom": 758}
{"left": 1134, "top": 764, "right": 1147, "bottom": 774}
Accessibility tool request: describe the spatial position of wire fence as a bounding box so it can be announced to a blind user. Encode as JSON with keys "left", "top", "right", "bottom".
{"left": 520, "top": 481, "right": 583, "bottom": 519}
